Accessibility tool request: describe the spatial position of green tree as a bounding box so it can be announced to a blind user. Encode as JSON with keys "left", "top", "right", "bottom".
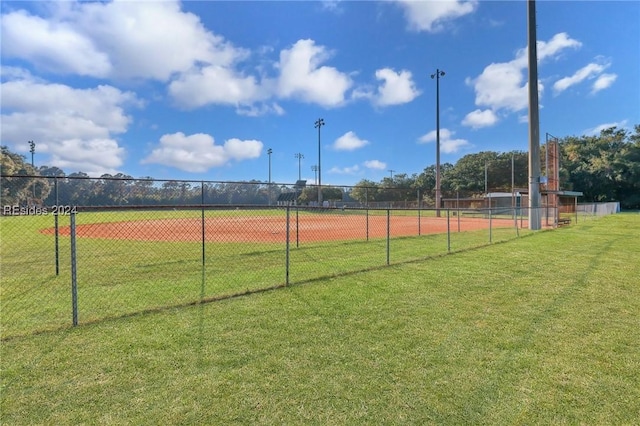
{"left": 560, "top": 125, "right": 640, "bottom": 208}
{"left": 322, "top": 186, "right": 344, "bottom": 202}
{"left": 1, "top": 146, "right": 51, "bottom": 205}
{"left": 350, "top": 180, "right": 380, "bottom": 204}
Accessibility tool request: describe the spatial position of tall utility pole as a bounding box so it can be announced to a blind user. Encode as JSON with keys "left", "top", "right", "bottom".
{"left": 388, "top": 169, "right": 395, "bottom": 179}
{"left": 431, "top": 69, "right": 445, "bottom": 217}
{"left": 295, "top": 153, "right": 304, "bottom": 180}
{"left": 527, "top": 0, "right": 542, "bottom": 230}
{"left": 267, "top": 148, "right": 273, "bottom": 205}
{"left": 311, "top": 165, "right": 318, "bottom": 185}
{"left": 314, "top": 118, "right": 325, "bottom": 204}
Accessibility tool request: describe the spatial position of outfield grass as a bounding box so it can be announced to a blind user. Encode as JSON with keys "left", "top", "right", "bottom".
{"left": 1, "top": 213, "right": 638, "bottom": 424}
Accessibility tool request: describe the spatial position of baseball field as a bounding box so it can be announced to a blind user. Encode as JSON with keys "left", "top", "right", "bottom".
{"left": 2, "top": 210, "right": 638, "bottom": 423}
{"left": 2, "top": 207, "right": 527, "bottom": 338}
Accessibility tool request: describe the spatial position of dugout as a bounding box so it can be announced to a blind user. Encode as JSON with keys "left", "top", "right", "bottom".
{"left": 517, "top": 189, "right": 583, "bottom": 226}
{"left": 442, "top": 193, "right": 520, "bottom": 211}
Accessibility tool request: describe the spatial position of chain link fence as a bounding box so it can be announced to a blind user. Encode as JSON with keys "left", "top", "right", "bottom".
{"left": 576, "top": 202, "right": 620, "bottom": 220}
{"left": 1, "top": 175, "right": 601, "bottom": 339}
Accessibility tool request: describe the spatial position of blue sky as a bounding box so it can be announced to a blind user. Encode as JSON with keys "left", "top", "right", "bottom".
{"left": 2, "top": 0, "right": 639, "bottom": 185}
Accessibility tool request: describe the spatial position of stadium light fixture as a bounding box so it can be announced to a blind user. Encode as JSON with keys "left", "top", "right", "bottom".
{"left": 295, "top": 153, "right": 304, "bottom": 181}
{"left": 28, "top": 140, "right": 36, "bottom": 200}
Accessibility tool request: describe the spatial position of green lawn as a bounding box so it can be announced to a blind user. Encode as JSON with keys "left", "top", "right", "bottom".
{"left": 1, "top": 213, "right": 639, "bottom": 424}
{"left": 1, "top": 208, "right": 524, "bottom": 338}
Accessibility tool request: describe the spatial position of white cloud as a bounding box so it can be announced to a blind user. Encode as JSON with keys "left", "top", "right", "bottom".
{"left": 441, "top": 138, "right": 471, "bottom": 154}
{"left": 169, "top": 38, "right": 356, "bottom": 111}
{"left": 463, "top": 32, "right": 581, "bottom": 128}
{"left": 236, "top": 103, "right": 285, "bottom": 117}
{"left": 553, "top": 60, "right": 611, "bottom": 94}
{"left": 0, "top": 74, "right": 137, "bottom": 175}
{"left": 170, "top": 38, "right": 356, "bottom": 111}
{"left": 49, "top": 139, "right": 125, "bottom": 176}
{"left": 321, "top": 1, "right": 343, "bottom": 14}
{"left": 329, "top": 165, "right": 361, "bottom": 175}
{"left": 373, "top": 68, "right": 420, "bottom": 106}
{"left": 467, "top": 61, "right": 530, "bottom": 113}
{"left": 591, "top": 73, "right": 617, "bottom": 94}
{"left": 393, "top": 0, "right": 478, "bottom": 32}
{"left": 0, "top": 66, "right": 40, "bottom": 81}
{"left": 334, "top": 131, "right": 370, "bottom": 151}
{"left": 1, "top": 1, "right": 242, "bottom": 81}
{"left": 0, "top": 2, "right": 386, "bottom": 114}
{"left": 462, "top": 109, "right": 499, "bottom": 129}
{"left": 329, "top": 159, "right": 390, "bottom": 176}
{"left": 418, "top": 128, "right": 470, "bottom": 154}
{"left": 534, "top": 33, "right": 582, "bottom": 64}
{"left": 224, "top": 138, "right": 263, "bottom": 161}
{"left": 584, "top": 120, "right": 628, "bottom": 136}
{"left": 172, "top": 38, "right": 356, "bottom": 111}
{"left": 276, "top": 39, "right": 352, "bottom": 107}
{"left": 1, "top": 9, "right": 112, "bottom": 77}
{"left": 142, "top": 132, "right": 263, "bottom": 173}
{"left": 363, "top": 160, "right": 387, "bottom": 170}
{"left": 75, "top": 1, "right": 243, "bottom": 80}
{"left": 168, "top": 65, "right": 267, "bottom": 109}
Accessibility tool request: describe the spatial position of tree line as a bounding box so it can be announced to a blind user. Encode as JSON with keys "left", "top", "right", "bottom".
{"left": 2, "top": 125, "right": 638, "bottom": 209}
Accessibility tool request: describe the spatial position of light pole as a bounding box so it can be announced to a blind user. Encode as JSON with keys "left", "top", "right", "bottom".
{"left": 28, "top": 140, "right": 36, "bottom": 201}
{"left": 267, "top": 148, "right": 272, "bottom": 205}
{"left": 430, "top": 69, "right": 445, "bottom": 217}
{"left": 311, "top": 165, "right": 318, "bottom": 185}
{"left": 314, "top": 118, "right": 325, "bottom": 204}
{"left": 28, "top": 140, "right": 35, "bottom": 167}
{"left": 527, "top": 0, "right": 541, "bottom": 230}
{"left": 295, "top": 153, "right": 304, "bottom": 180}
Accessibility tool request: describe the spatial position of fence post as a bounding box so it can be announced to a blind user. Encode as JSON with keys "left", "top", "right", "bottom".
{"left": 54, "top": 177, "right": 60, "bottom": 275}
{"left": 417, "top": 190, "right": 421, "bottom": 236}
{"left": 70, "top": 212, "right": 78, "bottom": 326}
{"left": 457, "top": 191, "right": 461, "bottom": 232}
{"left": 296, "top": 206, "right": 300, "bottom": 248}
{"left": 366, "top": 188, "right": 369, "bottom": 242}
{"left": 447, "top": 209, "right": 451, "bottom": 253}
{"left": 489, "top": 206, "right": 493, "bottom": 243}
{"left": 386, "top": 209, "right": 390, "bottom": 265}
{"left": 285, "top": 206, "right": 290, "bottom": 286}
{"left": 200, "top": 181, "right": 206, "bottom": 301}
